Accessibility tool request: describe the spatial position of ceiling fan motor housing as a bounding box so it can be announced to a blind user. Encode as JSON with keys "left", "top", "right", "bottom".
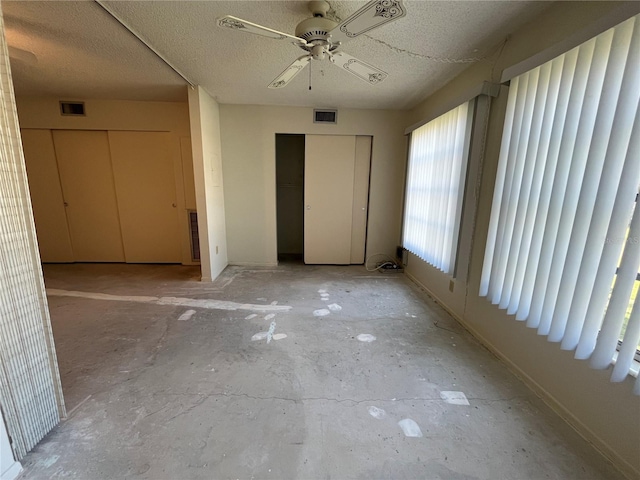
{"left": 295, "top": 16, "right": 337, "bottom": 44}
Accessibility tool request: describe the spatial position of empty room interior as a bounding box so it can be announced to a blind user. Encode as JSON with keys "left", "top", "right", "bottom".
{"left": 1, "top": 1, "right": 639, "bottom": 479}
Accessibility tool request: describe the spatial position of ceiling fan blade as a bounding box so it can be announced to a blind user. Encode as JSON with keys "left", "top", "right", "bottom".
{"left": 328, "top": 0, "right": 406, "bottom": 45}
{"left": 331, "top": 51, "right": 388, "bottom": 85}
{"left": 268, "top": 56, "right": 311, "bottom": 89}
{"left": 218, "top": 15, "right": 307, "bottom": 46}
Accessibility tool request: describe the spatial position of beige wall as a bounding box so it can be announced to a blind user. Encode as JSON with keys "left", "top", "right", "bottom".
{"left": 188, "top": 87, "right": 228, "bottom": 281}
{"left": 15, "top": 97, "right": 197, "bottom": 266}
{"left": 16, "top": 98, "right": 190, "bottom": 134}
{"left": 219, "top": 105, "right": 407, "bottom": 266}
{"left": 403, "top": 2, "right": 640, "bottom": 478}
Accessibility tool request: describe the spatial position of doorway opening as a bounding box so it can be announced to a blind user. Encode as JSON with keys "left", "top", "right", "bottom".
{"left": 276, "top": 134, "right": 305, "bottom": 264}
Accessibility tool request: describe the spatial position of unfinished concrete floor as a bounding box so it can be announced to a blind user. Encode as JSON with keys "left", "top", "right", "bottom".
{"left": 20, "top": 263, "right": 622, "bottom": 479}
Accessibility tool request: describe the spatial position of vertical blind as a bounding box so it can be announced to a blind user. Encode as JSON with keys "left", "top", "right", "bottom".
{"left": 0, "top": 5, "right": 65, "bottom": 458}
{"left": 402, "top": 101, "right": 474, "bottom": 274}
{"left": 480, "top": 14, "right": 640, "bottom": 392}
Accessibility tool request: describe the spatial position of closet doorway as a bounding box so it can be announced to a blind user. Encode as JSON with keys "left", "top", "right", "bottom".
{"left": 275, "top": 133, "right": 372, "bottom": 265}
{"left": 276, "top": 134, "right": 305, "bottom": 263}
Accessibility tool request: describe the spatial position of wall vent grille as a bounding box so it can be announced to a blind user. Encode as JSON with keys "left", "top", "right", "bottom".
{"left": 314, "top": 109, "right": 337, "bottom": 124}
{"left": 59, "top": 101, "right": 85, "bottom": 116}
{"left": 188, "top": 210, "right": 200, "bottom": 262}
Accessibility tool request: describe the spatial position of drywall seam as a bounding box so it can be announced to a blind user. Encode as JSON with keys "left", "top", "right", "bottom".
{"left": 404, "top": 271, "right": 638, "bottom": 480}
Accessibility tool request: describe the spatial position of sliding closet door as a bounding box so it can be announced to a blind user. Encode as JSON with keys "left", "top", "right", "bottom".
{"left": 350, "top": 136, "right": 372, "bottom": 264}
{"left": 52, "top": 130, "right": 125, "bottom": 262}
{"left": 21, "top": 129, "right": 74, "bottom": 262}
{"left": 304, "top": 135, "right": 356, "bottom": 264}
{"left": 108, "top": 131, "right": 181, "bottom": 263}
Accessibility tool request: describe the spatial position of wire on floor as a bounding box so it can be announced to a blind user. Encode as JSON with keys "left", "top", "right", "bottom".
{"left": 365, "top": 253, "right": 401, "bottom": 272}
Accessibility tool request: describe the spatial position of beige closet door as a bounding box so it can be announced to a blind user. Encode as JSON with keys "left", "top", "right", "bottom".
{"left": 350, "top": 136, "right": 372, "bottom": 264}
{"left": 304, "top": 135, "right": 356, "bottom": 264}
{"left": 21, "top": 129, "right": 74, "bottom": 262}
{"left": 108, "top": 131, "right": 181, "bottom": 263}
{"left": 53, "top": 130, "right": 125, "bottom": 262}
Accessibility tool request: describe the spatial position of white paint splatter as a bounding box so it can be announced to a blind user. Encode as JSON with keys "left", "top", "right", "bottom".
{"left": 328, "top": 303, "right": 342, "bottom": 311}
{"left": 251, "top": 332, "right": 268, "bottom": 341}
{"left": 270, "top": 301, "right": 278, "bottom": 305}
{"left": 66, "top": 394, "right": 92, "bottom": 418}
{"left": 35, "top": 455, "right": 60, "bottom": 468}
{"left": 398, "top": 419, "right": 423, "bottom": 437}
{"left": 357, "top": 334, "right": 376, "bottom": 342}
{"left": 264, "top": 313, "right": 275, "bottom": 321}
{"left": 318, "top": 289, "right": 327, "bottom": 294}
{"left": 368, "top": 406, "right": 386, "bottom": 419}
{"left": 313, "top": 309, "right": 330, "bottom": 317}
{"left": 440, "top": 391, "right": 470, "bottom": 406}
{"left": 245, "top": 314, "right": 258, "bottom": 320}
{"left": 266, "top": 321, "right": 277, "bottom": 343}
{"left": 272, "top": 333, "right": 287, "bottom": 340}
{"left": 47, "top": 289, "right": 292, "bottom": 312}
{"left": 177, "top": 309, "right": 196, "bottom": 321}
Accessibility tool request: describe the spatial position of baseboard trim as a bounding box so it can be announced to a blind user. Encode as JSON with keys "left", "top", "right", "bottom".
{"left": 227, "top": 262, "right": 279, "bottom": 267}
{"left": 0, "top": 461, "right": 22, "bottom": 480}
{"left": 404, "top": 271, "right": 639, "bottom": 480}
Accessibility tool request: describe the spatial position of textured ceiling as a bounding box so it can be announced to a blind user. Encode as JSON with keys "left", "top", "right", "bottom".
{"left": 2, "top": 1, "right": 187, "bottom": 101}
{"left": 3, "top": 1, "right": 551, "bottom": 109}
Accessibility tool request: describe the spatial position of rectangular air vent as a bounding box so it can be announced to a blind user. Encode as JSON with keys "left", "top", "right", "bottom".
{"left": 59, "top": 101, "right": 85, "bottom": 116}
{"left": 314, "top": 109, "right": 337, "bottom": 124}
{"left": 188, "top": 210, "right": 200, "bottom": 262}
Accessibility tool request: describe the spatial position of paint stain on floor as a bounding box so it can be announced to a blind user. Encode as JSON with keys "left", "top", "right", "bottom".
{"left": 266, "top": 321, "right": 277, "bottom": 343}
{"left": 177, "top": 309, "right": 196, "bottom": 321}
{"left": 47, "top": 289, "right": 291, "bottom": 312}
{"left": 367, "top": 406, "right": 386, "bottom": 419}
{"left": 357, "top": 334, "right": 376, "bottom": 342}
{"left": 440, "top": 391, "right": 470, "bottom": 406}
{"left": 398, "top": 419, "right": 423, "bottom": 438}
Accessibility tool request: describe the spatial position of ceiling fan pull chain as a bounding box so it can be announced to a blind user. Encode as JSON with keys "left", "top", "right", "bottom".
{"left": 309, "top": 59, "right": 312, "bottom": 91}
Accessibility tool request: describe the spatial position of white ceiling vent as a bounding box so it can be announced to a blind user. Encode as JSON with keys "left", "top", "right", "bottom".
{"left": 59, "top": 101, "right": 85, "bottom": 116}
{"left": 314, "top": 109, "right": 337, "bottom": 124}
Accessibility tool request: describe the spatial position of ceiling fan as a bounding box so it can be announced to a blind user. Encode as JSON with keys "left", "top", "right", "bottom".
{"left": 217, "top": 0, "right": 406, "bottom": 89}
